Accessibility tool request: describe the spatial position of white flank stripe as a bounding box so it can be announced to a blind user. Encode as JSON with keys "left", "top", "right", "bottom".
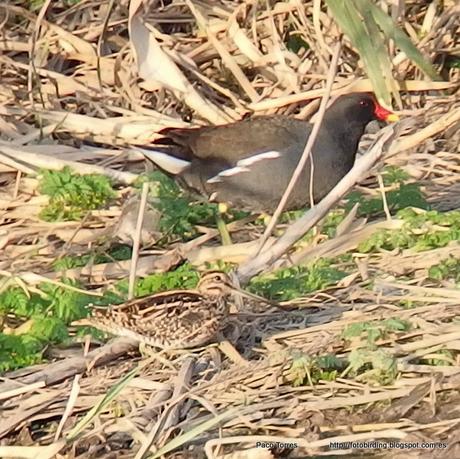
{"left": 236, "top": 150, "right": 281, "bottom": 167}
{"left": 133, "top": 147, "right": 190, "bottom": 174}
{"left": 218, "top": 166, "right": 250, "bottom": 177}
{"left": 206, "top": 151, "right": 280, "bottom": 184}
{"left": 207, "top": 166, "right": 250, "bottom": 184}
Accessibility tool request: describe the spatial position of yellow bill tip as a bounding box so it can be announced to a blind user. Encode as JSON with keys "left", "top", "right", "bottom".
{"left": 386, "top": 113, "right": 400, "bottom": 122}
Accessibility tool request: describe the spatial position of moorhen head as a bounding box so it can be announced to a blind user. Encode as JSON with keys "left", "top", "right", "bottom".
{"left": 139, "top": 93, "right": 398, "bottom": 212}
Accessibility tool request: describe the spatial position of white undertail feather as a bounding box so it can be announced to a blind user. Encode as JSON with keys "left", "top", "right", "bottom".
{"left": 207, "top": 150, "right": 281, "bottom": 184}
{"left": 134, "top": 147, "right": 190, "bottom": 174}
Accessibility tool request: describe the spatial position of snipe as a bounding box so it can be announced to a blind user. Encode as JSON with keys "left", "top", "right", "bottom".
{"left": 73, "top": 271, "right": 265, "bottom": 350}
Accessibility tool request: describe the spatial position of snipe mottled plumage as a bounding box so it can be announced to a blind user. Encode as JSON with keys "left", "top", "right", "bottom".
{"left": 73, "top": 271, "right": 258, "bottom": 349}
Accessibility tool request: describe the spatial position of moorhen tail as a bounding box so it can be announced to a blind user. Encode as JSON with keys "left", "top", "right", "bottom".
{"left": 138, "top": 93, "right": 398, "bottom": 212}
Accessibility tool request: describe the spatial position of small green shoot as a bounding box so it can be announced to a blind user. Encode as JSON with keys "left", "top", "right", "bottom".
{"left": 39, "top": 167, "right": 115, "bottom": 221}
{"left": 359, "top": 209, "right": 460, "bottom": 253}
{"left": 346, "top": 347, "right": 397, "bottom": 385}
{"left": 53, "top": 245, "right": 133, "bottom": 272}
{"left": 420, "top": 350, "right": 455, "bottom": 367}
{"left": 287, "top": 352, "right": 344, "bottom": 386}
{"left": 0, "top": 334, "right": 43, "bottom": 372}
{"left": 66, "top": 365, "right": 139, "bottom": 441}
{"left": 341, "top": 318, "right": 410, "bottom": 384}
{"left": 0, "top": 279, "right": 95, "bottom": 371}
{"left": 342, "top": 318, "right": 411, "bottom": 344}
{"left": 141, "top": 172, "right": 215, "bottom": 239}
{"left": 249, "top": 260, "right": 347, "bottom": 301}
{"left": 429, "top": 257, "right": 460, "bottom": 284}
{"left": 30, "top": 0, "right": 81, "bottom": 10}
{"left": 115, "top": 263, "right": 200, "bottom": 298}
{"left": 140, "top": 172, "right": 248, "bottom": 241}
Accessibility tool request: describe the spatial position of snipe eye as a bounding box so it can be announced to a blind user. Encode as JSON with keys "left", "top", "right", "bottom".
{"left": 359, "top": 99, "right": 370, "bottom": 107}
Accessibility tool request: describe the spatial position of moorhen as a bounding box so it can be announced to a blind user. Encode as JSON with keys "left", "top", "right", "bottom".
{"left": 138, "top": 93, "right": 398, "bottom": 212}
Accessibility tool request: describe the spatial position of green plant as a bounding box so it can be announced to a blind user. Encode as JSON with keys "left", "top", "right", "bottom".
{"left": 346, "top": 347, "right": 397, "bottom": 385}
{"left": 359, "top": 209, "right": 460, "bottom": 253}
{"left": 0, "top": 278, "right": 95, "bottom": 371}
{"left": 341, "top": 318, "right": 410, "bottom": 384}
{"left": 325, "top": 0, "right": 439, "bottom": 106}
{"left": 0, "top": 264, "right": 197, "bottom": 370}
{"left": 0, "top": 334, "right": 43, "bottom": 372}
{"left": 429, "top": 257, "right": 460, "bottom": 284}
{"left": 342, "top": 318, "right": 411, "bottom": 344}
{"left": 29, "top": 317, "right": 69, "bottom": 342}
{"left": 0, "top": 280, "right": 92, "bottom": 323}
{"left": 29, "top": 0, "right": 81, "bottom": 10}
{"left": 381, "top": 166, "right": 410, "bottom": 185}
{"left": 39, "top": 281, "right": 92, "bottom": 323}
{"left": 39, "top": 167, "right": 115, "bottom": 221}
{"left": 345, "top": 166, "right": 429, "bottom": 219}
{"left": 114, "top": 263, "right": 200, "bottom": 298}
{"left": 321, "top": 209, "right": 348, "bottom": 238}
{"left": 141, "top": 172, "right": 219, "bottom": 240}
{"left": 420, "top": 349, "right": 456, "bottom": 367}
{"left": 287, "top": 352, "right": 344, "bottom": 386}
{"left": 53, "top": 245, "right": 133, "bottom": 271}
{"left": 248, "top": 259, "right": 347, "bottom": 300}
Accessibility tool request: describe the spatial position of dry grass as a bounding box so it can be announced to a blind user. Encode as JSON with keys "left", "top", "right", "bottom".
{"left": 0, "top": 0, "right": 459, "bottom": 458}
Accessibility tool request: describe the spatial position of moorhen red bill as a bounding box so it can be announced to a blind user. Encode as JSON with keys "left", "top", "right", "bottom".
{"left": 138, "top": 93, "right": 399, "bottom": 212}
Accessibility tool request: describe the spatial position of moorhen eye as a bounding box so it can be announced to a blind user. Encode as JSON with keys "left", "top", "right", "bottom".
{"left": 139, "top": 93, "right": 398, "bottom": 213}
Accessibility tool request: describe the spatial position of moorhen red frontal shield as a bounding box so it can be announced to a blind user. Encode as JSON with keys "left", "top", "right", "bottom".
{"left": 138, "top": 93, "right": 398, "bottom": 212}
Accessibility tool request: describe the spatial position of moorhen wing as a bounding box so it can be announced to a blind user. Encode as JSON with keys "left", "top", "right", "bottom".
{"left": 138, "top": 93, "right": 398, "bottom": 212}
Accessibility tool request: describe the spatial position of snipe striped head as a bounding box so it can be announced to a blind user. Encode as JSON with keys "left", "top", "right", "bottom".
{"left": 198, "top": 270, "right": 280, "bottom": 307}
{"left": 196, "top": 271, "right": 235, "bottom": 297}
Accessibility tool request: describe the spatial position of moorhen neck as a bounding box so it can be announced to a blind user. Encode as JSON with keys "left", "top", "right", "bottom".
{"left": 138, "top": 93, "right": 398, "bottom": 212}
